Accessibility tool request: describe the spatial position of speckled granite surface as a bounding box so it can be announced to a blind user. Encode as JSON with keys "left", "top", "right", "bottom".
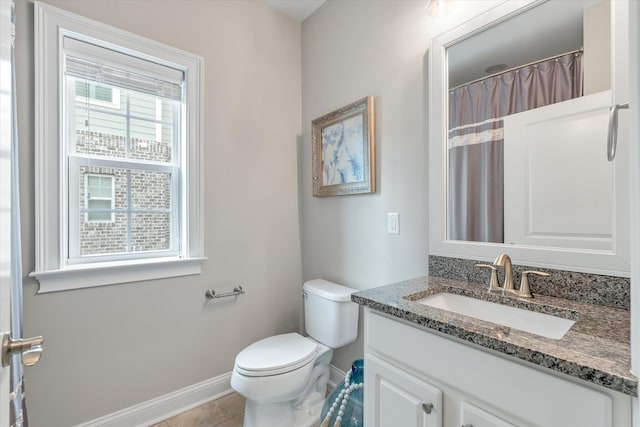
{"left": 429, "top": 255, "right": 631, "bottom": 310}
{"left": 352, "top": 276, "right": 637, "bottom": 396}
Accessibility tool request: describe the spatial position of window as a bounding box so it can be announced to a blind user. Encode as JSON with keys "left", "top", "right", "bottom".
{"left": 85, "top": 174, "right": 114, "bottom": 222}
{"left": 32, "top": 3, "right": 205, "bottom": 292}
{"left": 64, "top": 39, "right": 183, "bottom": 263}
{"left": 75, "top": 81, "right": 121, "bottom": 109}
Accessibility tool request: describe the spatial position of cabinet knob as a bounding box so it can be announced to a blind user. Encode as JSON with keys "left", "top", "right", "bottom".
{"left": 421, "top": 402, "right": 434, "bottom": 414}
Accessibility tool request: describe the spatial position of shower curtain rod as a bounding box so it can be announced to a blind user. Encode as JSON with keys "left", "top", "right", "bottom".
{"left": 449, "top": 48, "right": 584, "bottom": 91}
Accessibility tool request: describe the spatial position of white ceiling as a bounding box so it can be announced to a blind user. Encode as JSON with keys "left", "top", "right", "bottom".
{"left": 261, "top": 0, "right": 593, "bottom": 87}
{"left": 262, "top": 0, "right": 326, "bottom": 23}
{"left": 448, "top": 0, "right": 592, "bottom": 88}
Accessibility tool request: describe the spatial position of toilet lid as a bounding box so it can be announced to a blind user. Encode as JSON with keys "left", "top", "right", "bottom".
{"left": 235, "top": 333, "right": 317, "bottom": 377}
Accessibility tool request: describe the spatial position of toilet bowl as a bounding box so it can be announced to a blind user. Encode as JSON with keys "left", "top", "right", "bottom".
{"left": 231, "top": 333, "right": 332, "bottom": 426}
{"left": 231, "top": 280, "right": 359, "bottom": 427}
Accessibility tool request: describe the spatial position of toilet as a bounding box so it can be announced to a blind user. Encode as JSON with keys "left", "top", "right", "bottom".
{"left": 231, "top": 279, "right": 359, "bottom": 427}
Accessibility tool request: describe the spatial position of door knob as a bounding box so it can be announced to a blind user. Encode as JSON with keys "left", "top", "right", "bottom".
{"left": 1, "top": 334, "right": 44, "bottom": 367}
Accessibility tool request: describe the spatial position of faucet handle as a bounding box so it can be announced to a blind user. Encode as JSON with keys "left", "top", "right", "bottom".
{"left": 518, "top": 270, "right": 550, "bottom": 298}
{"left": 475, "top": 264, "right": 501, "bottom": 293}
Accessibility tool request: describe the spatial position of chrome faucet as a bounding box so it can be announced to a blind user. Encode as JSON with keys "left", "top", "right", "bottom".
{"left": 494, "top": 253, "right": 515, "bottom": 295}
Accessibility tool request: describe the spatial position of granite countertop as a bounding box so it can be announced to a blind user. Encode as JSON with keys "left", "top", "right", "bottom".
{"left": 352, "top": 276, "right": 637, "bottom": 396}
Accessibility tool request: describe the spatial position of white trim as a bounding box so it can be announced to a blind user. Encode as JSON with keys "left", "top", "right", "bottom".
{"left": 30, "top": 257, "right": 205, "bottom": 293}
{"left": 628, "top": 0, "right": 640, "bottom": 397}
{"left": 74, "top": 373, "right": 232, "bottom": 427}
{"left": 33, "top": 2, "right": 205, "bottom": 290}
{"left": 73, "top": 364, "right": 346, "bottom": 427}
{"left": 328, "top": 364, "right": 346, "bottom": 390}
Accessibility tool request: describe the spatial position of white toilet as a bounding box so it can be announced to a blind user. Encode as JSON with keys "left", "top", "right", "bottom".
{"left": 231, "top": 279, "right": 359, "bottom": 427}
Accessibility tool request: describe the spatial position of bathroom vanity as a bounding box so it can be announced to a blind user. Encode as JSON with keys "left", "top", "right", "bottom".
{"left": 359, "top": 0, "right": 637, "bottom": 424}
{"left": 392, "top": 0, "right": 637, "bottom": 423}
{"left": 353, "top": 276, "right": 635, "bottom": 427}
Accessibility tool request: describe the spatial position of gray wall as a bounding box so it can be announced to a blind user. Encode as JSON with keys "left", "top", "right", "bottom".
{"left": 300, "top": 0, "right": 431, "bottom": 372}
{"left": 14, "top": 0, "right": 505, "bottom": 425}
{"left": 16, "top": 1, "right": 302, "bottom": 426}
{"left": 300, "top": 0, "right": 498, "bottom": 371}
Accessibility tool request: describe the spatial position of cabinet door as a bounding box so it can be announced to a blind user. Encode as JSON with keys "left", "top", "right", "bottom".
{"left": 503, "top": 91, "right": 615, "bottom": 252}
{"left": 460, "top": 402, "right": 515, "bottom": 427}
{"left": 365, "top": 354, "right": 442, "bottom": 427}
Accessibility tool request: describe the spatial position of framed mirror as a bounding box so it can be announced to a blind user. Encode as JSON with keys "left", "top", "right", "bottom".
{"left": 428, "top": 0, "right": 630, "bottom": 276}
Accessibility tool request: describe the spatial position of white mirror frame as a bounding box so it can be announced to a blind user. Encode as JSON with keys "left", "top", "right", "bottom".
{"left": 428, "top": 0, "right": 630, "bottom": 277}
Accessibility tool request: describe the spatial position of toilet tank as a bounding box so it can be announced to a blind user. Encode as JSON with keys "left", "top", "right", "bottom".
{"left": 303, "top": 279, "right": 359, "bottom": 348}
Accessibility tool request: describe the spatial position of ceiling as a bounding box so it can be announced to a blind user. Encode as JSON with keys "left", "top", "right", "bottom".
{"left": 447, "top": 0, "right": 594, "bottom": 88}
{"left": 262, "top": 0, "right": 326, "bottom": 23}
{"left": 261, "top": 0, "right": 594, "bottom": 87}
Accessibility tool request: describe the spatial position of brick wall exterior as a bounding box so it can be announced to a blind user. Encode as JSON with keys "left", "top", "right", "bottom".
{"left": 77, "top": 130, "right": 172, "bottom": 256}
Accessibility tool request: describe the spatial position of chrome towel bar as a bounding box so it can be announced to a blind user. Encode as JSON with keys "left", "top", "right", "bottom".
{"left": 205, "top": 285, "right": 245, "bottom": 299}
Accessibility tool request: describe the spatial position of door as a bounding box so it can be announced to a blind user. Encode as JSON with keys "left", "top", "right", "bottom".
{"left": 503, "top": 91, "right": 616, "bottom": 253}
{"left": 1, "top": 2, "right": 44, "bottom": 426}
{"left": 1, "top": 1, "right": 15, "bottom": 425}
{"left": 365, "top": 354, "right": 442, "bottom": 427}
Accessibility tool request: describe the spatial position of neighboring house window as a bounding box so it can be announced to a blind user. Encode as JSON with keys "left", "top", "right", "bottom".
{"left": 33, "top": 3, "right": 205, "bottom": 292}
{"left": 85, "top": 174, "right": 114, "bottom": 222}
{"left": 75, "top": 81, "right": 121, "bottom": 109}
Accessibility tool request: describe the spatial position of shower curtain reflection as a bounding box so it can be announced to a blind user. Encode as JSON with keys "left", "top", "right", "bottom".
{"left": 448, "top": 51, "right": 583, "bottom": 243}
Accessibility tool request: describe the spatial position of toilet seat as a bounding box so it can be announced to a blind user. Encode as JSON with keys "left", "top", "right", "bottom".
{"left": 234, "top": 333, "right": 318, "bottom": 377}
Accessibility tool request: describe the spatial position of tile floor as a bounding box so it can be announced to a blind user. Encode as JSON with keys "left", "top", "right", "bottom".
{"left": 150, "top": 392, "right": 246, "bottom": 427}
{"left": 150, "top": 385, "right": 333, "bottom": 426}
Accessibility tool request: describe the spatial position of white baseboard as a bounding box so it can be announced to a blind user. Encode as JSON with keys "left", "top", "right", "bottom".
{"left": 75, "top": 372, "right": 233, "bottom": 427}
{"left": 328, "top": 364, "right": 346, "bottom": 390}
{"left": 76, "top": 364, "right": 346, "bottom": 427}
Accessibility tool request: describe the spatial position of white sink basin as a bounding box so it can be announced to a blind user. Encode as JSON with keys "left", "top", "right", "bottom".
{"left": 417, "top": 293, "right": 575, "bottom": 339}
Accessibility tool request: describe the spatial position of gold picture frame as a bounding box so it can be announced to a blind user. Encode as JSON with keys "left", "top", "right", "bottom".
{"left": 312, "top": 96, "right": 375, "bottom": 197}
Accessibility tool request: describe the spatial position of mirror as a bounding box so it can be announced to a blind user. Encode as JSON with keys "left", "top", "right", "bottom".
{"left": 429, "top": 0, "right": 630, "bottom": 276}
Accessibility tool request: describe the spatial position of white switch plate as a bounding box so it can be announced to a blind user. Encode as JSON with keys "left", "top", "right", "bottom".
{"left": 387, "top": 212, "right": 399, "bottom": 234}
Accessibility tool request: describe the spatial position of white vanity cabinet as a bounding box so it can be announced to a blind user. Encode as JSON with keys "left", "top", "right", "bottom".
{"left": 459, "top": 402, "right": 514, "bottom": 427}
{"left": 363, "top": 309, "right": 633, "bottom": 427}
{"left": 366, "top": 354, "right": 443, "bottom": 427}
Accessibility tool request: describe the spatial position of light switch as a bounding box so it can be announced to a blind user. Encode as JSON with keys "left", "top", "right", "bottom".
{"left": 387, "top": 212, "right": 399, "bottom": 234}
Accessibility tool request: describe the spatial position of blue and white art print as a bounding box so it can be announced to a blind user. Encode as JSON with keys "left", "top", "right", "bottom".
{"left": 321, "top": 114, "right": 364, "bottom": 186}
{"left": 312, "top": 96, "right": 375, "bottom": 197}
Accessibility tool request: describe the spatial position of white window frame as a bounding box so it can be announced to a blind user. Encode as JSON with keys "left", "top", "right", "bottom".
{"left": 32, "top": 2, "right": 206, "bottom": 293}
{"left": 84, "top": 173, "right": 115, "bottom": 223}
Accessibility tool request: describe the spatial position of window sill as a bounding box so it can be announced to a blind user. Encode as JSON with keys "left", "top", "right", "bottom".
{"left": 30, "top": 257, "right": 207, "bottom": 293}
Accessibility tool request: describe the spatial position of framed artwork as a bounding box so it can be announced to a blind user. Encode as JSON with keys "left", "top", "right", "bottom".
{"left": 312, "top": 96, "right": 375, "bottom": 197}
